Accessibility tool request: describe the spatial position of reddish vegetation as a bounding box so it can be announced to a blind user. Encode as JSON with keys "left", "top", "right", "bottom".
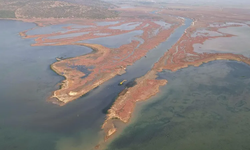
{"left": 18, "top": 5, "right": 250, "bottom": 148}
{"left": 21, "top": 17, "right": 181, "bottom": 105}
{"left": 20, "top": 17, "right": 181, "bottom": 47}
{"left": 155, "top": 26, "right": 250, "bottom": 72}
{"left": 102, "top": 7, "right": 250, "bottom": 140}
{"left": 22, "top": 19, "right": 145, "bottom": 46}
{"left": 102, "top": 69, "right": 167, "bottom": 139}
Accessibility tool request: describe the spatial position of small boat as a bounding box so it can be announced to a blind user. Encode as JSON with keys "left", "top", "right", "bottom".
{"left": 56, "top": 57, "right": 64, "bottom": 61}
{"left": 119, "top": 80, "right": 127, "bottom": 85}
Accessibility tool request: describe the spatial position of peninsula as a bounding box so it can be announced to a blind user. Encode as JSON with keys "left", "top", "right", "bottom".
{"left": 14, "top": 0, "right": 250, "bottom": 147}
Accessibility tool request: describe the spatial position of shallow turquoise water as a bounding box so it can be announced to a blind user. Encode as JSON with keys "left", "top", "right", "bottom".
{"left": 107, "top": 60, "right": 250, "bottom": 150}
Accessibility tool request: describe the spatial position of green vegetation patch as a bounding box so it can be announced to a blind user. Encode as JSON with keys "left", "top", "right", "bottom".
{"left": 0, "top": 10, "right": 16, "bottom": 18}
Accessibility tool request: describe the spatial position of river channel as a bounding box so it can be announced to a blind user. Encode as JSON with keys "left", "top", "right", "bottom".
{"left": 0, "top": 18, "right": 192, "bottom": 150}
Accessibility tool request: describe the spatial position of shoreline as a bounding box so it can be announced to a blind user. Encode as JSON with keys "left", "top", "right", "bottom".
{"left": 2, "top": 4, "right": 250, "bottom": 150}
{"left": 101, "top": 16, "right": 250, "bottom": 144}
{"left": 49, "top": 43, "right": 114, "bottom": 105}
{"left": 18, "top": 16, "right": 182, "bottom": 106}
{"left": 101, "top": 18, "right": 191, "bottom": 140}
{"left": 47, "top": 43, "right": 98, "bottom": 106}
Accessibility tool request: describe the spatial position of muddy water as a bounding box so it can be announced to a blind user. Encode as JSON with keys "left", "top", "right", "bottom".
{"left": 107, "top": 60, "right": 250, "bottom": 150}
{"left": 0, "top": 18, "right": 192, "bottom": 150}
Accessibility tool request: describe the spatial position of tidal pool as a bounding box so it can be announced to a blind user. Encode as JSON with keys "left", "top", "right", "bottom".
{"left": 107, "top": 60, "right": 250, "bottom": 150}
{"left": 96, "top": 21, "right": 120, "bottom": 26}
{"left": 193, "top": 25, "right": 250, "bottom": 57}
{"left": 191, "top": 29, "right": 223, "bottom": 37}
{"left": 47, "top": 32, "right": 89, "bottom": 39}
{"left": 26, "top": 24, "right": 71, "bottom": 35}
{"left": 109, "top": 22, "right": 142, "bottom": 31}
{"left": 153, "top": 21, "right": 171, "bottom": 29}
{"left": 81, "top": 30, "right": 144, "bottom": 48}
{"left": 94, "top": 33, "right": 111, "bottom": 36}
{"left": 26, "top": 24, "right": 92, "bottom": 36}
